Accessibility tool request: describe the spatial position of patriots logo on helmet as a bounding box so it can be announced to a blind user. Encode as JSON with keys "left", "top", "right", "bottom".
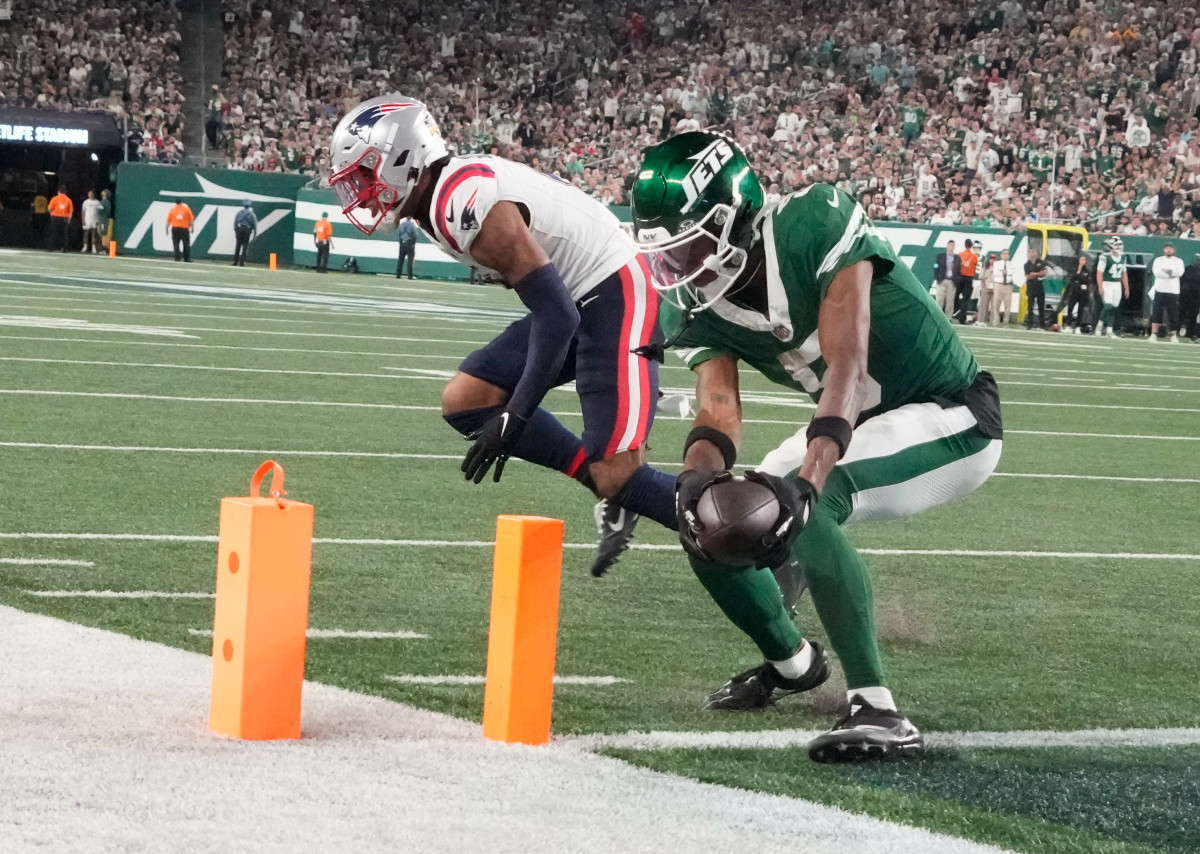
{"left": 346, "top": 101, "right": 419, "bottom": 141}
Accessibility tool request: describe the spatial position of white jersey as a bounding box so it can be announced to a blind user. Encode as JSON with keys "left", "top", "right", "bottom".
{"left": 423, "top": 155, "right": 637, "bottom": 299}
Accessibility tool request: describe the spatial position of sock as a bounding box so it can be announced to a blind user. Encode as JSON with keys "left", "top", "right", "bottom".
{"left": 613, "top": 464, "right": 678, "bottom": 529}
{"left": 796, "top": 472, "right": 886, "bottom": 688}
{"left": 769, "top": 639, "right": 814, "bottom": 680}
{"left": 690, "top": 559, "right": 803, "bottom": 661}
{"left": 847, "top": 686, "right": 896, "bottom": 711}
{"left": 444, "top": 406, "right": 585, "bottom": 475}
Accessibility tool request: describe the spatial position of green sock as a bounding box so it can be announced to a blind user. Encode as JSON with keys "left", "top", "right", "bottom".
{"left": 689, "top": 556, "right": 802, "bottom": 662}
{"left": 798, "top": 472, "right": 885, "bottom": 688}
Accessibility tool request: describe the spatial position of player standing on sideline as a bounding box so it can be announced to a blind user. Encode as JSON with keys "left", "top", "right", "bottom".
{"left": 630, "top": 132, "right": 1003, "bottom": 761}
{"left": 166, "top": 198, "right": 194, "bottom": 262}
{"left": 327, "top": 95, "right": 676, "bottom": 576}
{"left": 313, "top": 212, "right": 333, "bottom": 272}
{"left": 1095, "top": 237, "right": 1128, "bottom": 338}
{"left": 232, "top": 200, "right": 257, "bottom": 266}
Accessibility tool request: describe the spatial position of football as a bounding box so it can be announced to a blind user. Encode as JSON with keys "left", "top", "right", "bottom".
{"left": 693, "top": 475, "right": 781, "bottom": 566}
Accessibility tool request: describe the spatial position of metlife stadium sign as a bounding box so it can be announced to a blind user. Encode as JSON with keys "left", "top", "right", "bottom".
{"left": 0, "top": 123, "right": 90, "bottom": 144}
{"left": 0, "top": 107, "right": 122, "bottom": 147}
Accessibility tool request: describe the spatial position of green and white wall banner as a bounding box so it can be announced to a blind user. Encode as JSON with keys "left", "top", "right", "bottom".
{"left": 292, "top": 188, "right": 470, "bottom": 279}
{"left": 114, "top": 164, "right": 308, "bottom": 265}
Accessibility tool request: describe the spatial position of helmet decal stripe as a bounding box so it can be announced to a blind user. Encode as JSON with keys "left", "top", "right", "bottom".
{"left": 433, "top": 164, "right": 495, "bottom": 254}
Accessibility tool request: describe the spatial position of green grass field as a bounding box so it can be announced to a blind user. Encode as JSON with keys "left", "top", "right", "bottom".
{"left": 2, "top": 250, "right": 1199, "bottom": 853}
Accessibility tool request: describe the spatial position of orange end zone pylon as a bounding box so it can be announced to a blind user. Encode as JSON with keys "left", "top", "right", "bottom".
{"left": 269, "top": 252, "right": 277, "bottom": 271}
{"left": 209, "top": 460, "right": 314, "bottom": 740}
{"left": 108, "top": 240, "right": 117, "bottom": 258}
{"left": 482, "top": 515, "right": 564, "bottom": 745}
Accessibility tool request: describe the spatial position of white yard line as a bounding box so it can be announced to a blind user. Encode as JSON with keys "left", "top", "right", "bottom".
{"left": 1008, "top": 428, "right": 1200, "bottom": 441}
{"left": 0, "top": 558, "right": 93, "bottom": 566}
{"left": 4, "top": 533, "right": 1198, "bottom": 560}
{"left": 386, "top": 674, "right": 628, "bottom": 686}
{"left": 25, "top": 590, "right": 214, "bottom": 599}
{"left": 0, "top": 604, "right": 1015, "bottom": 854}
{"left": 188, "top": 628, "right": 429, "bottom": 640}
{"left": 569, "top": 727, "right": 1200, "bottom": 752}
{"left": 0, "top": 389, "right": 442, "bottom": 411}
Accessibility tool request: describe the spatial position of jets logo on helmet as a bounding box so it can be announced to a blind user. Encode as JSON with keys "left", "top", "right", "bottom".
{"left": 681, "top": 138, "right": 736, "bottom": 213}
{"left": 630, "top": 132, "right": 763, "bottom": 313}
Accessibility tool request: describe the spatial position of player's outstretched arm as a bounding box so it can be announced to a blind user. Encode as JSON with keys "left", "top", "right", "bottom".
{"left": 803, "top": 259, "right": 873, "bottom": 494}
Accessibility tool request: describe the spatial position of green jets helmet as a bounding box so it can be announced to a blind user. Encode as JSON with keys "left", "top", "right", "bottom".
{"left": 631, "top": 132, "right": 763, "bottom": 312}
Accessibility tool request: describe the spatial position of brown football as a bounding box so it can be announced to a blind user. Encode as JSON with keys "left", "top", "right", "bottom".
{"left": 693, "top": 476, "right": 781, "bottom": 566}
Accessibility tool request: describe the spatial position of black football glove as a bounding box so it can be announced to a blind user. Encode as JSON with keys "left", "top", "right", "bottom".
{"left": 675, "top": 468, "right": 729, "bottom": 562}
{"left": 742, "top": 470, "right": 817, "bottom": 569}
{"left": 461, "top": 411, "right": 529, "bottom": 484}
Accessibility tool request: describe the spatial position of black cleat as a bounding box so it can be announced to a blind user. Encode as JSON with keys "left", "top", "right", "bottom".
{"left": 589, "top": 499, "right": 639, "bottom": 577}
{"left": 705, "top": 641, "right": 830, "bottom": 710}
{"left": 808, "top": 694, "right": 923, "bottom": 762}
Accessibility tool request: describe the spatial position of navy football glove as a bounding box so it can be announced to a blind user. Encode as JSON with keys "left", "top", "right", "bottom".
{"left": 742, "top": 470, "right": 817, "bottom": 569}
{"left": 461, "top": 411, "right": 529, "bottom": 484}
{"left": 675, "top": 468, "right": 729, "bottom": 562}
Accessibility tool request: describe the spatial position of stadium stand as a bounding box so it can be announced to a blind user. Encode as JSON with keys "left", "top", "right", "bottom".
{"left": 7, "top": 0, "right": 1200, "bottom": 231}
{"left": 0, "top": 0, "right": 186, "bottom": 163}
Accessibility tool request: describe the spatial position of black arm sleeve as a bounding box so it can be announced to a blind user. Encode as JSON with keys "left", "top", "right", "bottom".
{"left": 507, "top": 263, "right": 580, "bottom": 418}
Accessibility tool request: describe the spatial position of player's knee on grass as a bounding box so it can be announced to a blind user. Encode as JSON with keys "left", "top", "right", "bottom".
{"left": 588, "top": 447, "right": 645, "bottom": 499}
{"left": 440, "top": 372, "right": 507, "bottom": 419}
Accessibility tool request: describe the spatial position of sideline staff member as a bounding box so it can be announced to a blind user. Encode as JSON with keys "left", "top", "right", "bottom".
{"left": 314, "top": 211, "right": 333, "bottom": 273}
{"left": 1024, "top": 248, "right": 1049, "bottom": 329}
{"left": 166, "top": 198, "right": 195, "bottom": 261}
{"left": 47, "top": 187, "right": 73, "bottom": 252}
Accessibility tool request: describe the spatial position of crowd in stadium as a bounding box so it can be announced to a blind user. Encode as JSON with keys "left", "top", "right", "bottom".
{"left": 0, "top": 0, "right": 187, "bottom": 163}
{"left": 7, "top": 0, "right": 1200, "bottom": 232}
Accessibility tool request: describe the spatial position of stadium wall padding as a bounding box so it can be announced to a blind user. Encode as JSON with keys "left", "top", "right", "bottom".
{"left": 114, "top": 163, "right": 308, "bottom": 265}
{"left": 292, "top": 188, "right": 470, "bottom": 279}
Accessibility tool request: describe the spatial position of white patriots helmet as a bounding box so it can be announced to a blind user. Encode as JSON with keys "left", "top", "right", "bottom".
{"left": 327, "top": 95, "right": 447, "bottom": 235}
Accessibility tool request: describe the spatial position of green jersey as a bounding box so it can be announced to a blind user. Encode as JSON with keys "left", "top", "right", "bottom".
{"left": 1099, "top": 253, "right": 1126, "bottom": 282}
{"left": 662, "top": 184, "right": 980, "bottom": 416}
{"left": 900, "top": 107, "right": 926, "bottom": 134}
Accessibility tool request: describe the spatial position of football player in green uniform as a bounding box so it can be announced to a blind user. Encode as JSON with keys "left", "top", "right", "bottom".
{"left": 630, "top": 133, "right": 1004, "bottom": 762}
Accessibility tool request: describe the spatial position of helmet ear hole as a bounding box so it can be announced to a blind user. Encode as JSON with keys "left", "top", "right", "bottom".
{"left": 393, "top": 149, "right": 409, "bottom": 168}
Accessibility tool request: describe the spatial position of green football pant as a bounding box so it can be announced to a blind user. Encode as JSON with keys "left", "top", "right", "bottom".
{"left": 691, "top": 402, "right": 1001, "bottom": 688}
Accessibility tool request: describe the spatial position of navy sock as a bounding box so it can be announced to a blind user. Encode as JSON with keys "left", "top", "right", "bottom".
{"left": 614, "top": 464, "right": 678, "bottom": 530}
{"left": 443, "top": 406, "right": 585, "bottom": 475}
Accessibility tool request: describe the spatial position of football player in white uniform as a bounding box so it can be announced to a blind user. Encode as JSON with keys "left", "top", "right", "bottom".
{"left": 327, "top": 96, "right": 677, "bottom": 575}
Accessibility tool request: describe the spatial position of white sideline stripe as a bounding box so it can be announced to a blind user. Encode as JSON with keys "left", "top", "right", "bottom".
{"left": 0, "top": 558, "right": 93, "bottom": 566}
{"left": 6, "top": 389, "right": 1200, "bottom": 423}
{"left": 386, "top": 674, "right": 628, "bottom": 686}
{"left": 0, "top": 335, "right": 466, "bottom": 361}
{"left": 25, "top": 590, "right": 214, "bottom": 599}
{"left": 0, "top": 388, "right": 443, "bottom": 411}
{"left": 992, "top": 472, "right": 1200, "bottom": 484}
{"left": 188, "top": 628, "right": 428, "bottom": 640}
{"left": 570, "top": 727, "right": 1200, "bottom": 752}
{"left": 3, "top": 534, "right": 1199, "bottom": 560}
{"left": 1009, "top": 429, "right": 1200, "bottom": 442}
